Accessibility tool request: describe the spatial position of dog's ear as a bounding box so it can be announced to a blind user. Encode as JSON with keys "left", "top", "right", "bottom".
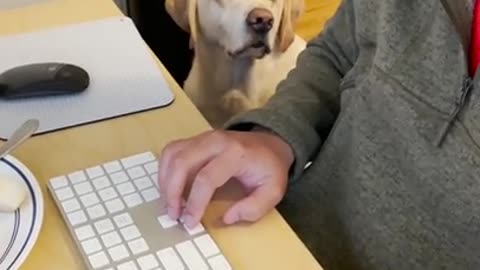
{"left": 276, "top": 0, "right": 304, "bottom": 52}
{"left": 165, "top": 0, "right": 198, "bottom": 48}
{"left": 165, "top": 0, "right": 189, "bottom": 32}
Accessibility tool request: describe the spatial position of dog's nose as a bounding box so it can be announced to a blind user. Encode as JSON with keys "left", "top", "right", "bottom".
{"left": 246, "top": 8, "right": 273, "bottom": 35}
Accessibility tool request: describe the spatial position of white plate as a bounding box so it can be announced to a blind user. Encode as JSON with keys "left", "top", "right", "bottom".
{"left": 0, "top": 155, "right": 43, "bottom": 270}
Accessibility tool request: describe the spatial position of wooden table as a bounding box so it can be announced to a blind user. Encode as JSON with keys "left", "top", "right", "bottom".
{"left": 0, "top": 0, "right": 323, "bottom": 269}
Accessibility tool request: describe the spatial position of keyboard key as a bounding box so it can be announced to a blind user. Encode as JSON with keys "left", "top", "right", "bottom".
{"left": 137, "top": 254, "right": 159, "bottom": 270}
{"left": 123, "top": 193, "right": 143, "bottom": 208}
{"left": 88, "top": 251, "right": 110, "bottom": 269}
{"left": 175, "top": 240, "right": 208, "bottom": 270}
{"left": 92, "top": 176, "right": 111, "bottom": 190}
{"left": 74, "top": 181, "right": 93, "bottom": 196}
{"left": 194, "top": 234, "right": 220, "bottom": 258}
{"left": 128, "top": 238, "right": 149, "bottom": 255}
{"left": 56, "top": 186, "right": 74, "bottom": 201}
{"left": 185, "top": 223, "right": 205, "bottom": 236}
{"left": 61, "top": 197, "right": 81, "bottom": 213}
{"left": 208, "top": 255, "right": 232, "bottom": 270}
{"left": 80, "top": 192, "right": 100, "bottom": 208}
{"left": 103, "top": 160, "right": 122, "bottom": 174}
{"left": 157, "top": 214, "right": 178, "bottom": 229}
{"left": 156, "top": 248, "right": 185, "bottom": 270}
{"left": 98, "top": 187, "right": 118, "bottom": 201}
{"left": 101, "top": 231, "right": 122, "bottom": 248}
{"left": 120, "top": 225, "right": 141, "bottom": 241}
{"left": 113, "top": 213, "right": 134, "bottom": 228}
{"left": 50, "top": 176, "right": 68, "bottom": 189}
{"left": 141, "top": 188, "right": 160, "bottom": 202}
{"left": 179, "top": 217, "right": 205, "bottom": 236}
{"left": 67, "top": 209, "right": 87, "bottom": 226}
{"left": 105, "top": 198, "right": 125, "bottom": 214}
{"left": 127, "top": 166, "right": 147, "bottom": 179}
{"left": 134, "top": 177, "right": 153, "bottom": 191}
{"left": 117, "top": 261, "right": 139, "bottom": 270}
{"left": 117, "top": 182, "right": 136, "bottom": 196}
{"left": 108, "top": 244, "right": 130, "bottom": 262}
{"left": 94, "top": 218, "right": 115, "bottom": 234}
{"left": 121, "top": 152, "right": 155, "bottom": 169}
{"left": 75, "top": 224, "right": 95, "bottom": 241}
{"left": 87, "top": 204, "right": 107, "bottom": 220}
{"left": 144, "top": 161, "right": 158, "bottom": 174}
{"left": 110, "top": 171, "right": 130, "bottom": 185}
{"left": 81, "top": 237, "right": 102, "bottom": 255}
{"left": 86, "top": 166, "right": 105, "bottom": 179}
{"left": 68, "top": 170, "right": 87, "bottom": 184}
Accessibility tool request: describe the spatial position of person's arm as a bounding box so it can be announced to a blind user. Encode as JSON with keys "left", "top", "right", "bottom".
{"left": 157, "top": 0, "right": 360, "bottom": 227}
{"left": 225, "top": 0, "right": 358, "bottom": 181}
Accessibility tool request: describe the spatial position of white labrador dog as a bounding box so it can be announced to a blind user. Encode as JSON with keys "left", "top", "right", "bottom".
{"left": 165, "top": 0, "right": 306, "bottom": 128}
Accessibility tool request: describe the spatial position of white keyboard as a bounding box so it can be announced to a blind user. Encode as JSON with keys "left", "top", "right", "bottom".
{"left": 47, "top": 151, "right": 232, "bottom": 270}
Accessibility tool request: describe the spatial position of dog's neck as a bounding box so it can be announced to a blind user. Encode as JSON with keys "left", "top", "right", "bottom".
{"left": 190, "top": 36, "right": 258, "bottom": 96}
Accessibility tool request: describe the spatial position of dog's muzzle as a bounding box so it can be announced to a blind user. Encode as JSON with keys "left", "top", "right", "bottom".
{"left": 227, "top": 8, "right": 274, "bottom": 59}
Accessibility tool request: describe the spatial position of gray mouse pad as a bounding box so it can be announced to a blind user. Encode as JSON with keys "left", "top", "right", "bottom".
{"left": 0, "top": 0, "right": 49, "bottom": 10}
{"left": 0, "top": 17, "right": 175, "bottom": 140}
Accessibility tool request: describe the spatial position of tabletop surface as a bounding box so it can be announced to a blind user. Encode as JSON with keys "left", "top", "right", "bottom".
{"left": 0, "top": 0, "right": 323, "bottom": 269}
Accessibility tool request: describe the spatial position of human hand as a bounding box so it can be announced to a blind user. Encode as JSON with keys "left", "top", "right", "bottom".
{"left": 157, "top": 129, "right": 294, "bottom": 228}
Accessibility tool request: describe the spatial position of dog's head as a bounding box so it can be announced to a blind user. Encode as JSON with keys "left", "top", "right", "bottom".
{"left": 165, "top": 0, "right": 304, "bottom": 59}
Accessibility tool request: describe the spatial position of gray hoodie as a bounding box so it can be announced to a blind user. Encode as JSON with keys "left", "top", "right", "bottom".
{"left": 225, "top": 0, "right": 480, "bottom": 269}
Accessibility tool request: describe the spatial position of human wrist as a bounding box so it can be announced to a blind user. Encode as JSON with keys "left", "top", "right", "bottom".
{"left": 251, "top": 125, "right": 295, "bottom": 167}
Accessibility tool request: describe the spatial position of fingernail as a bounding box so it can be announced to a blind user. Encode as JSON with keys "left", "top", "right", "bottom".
{"left": 183, "top": 214, "right": 195, "bottom": 228}
{"left": 167, "top": 206, "right": 177, "bottom": 219}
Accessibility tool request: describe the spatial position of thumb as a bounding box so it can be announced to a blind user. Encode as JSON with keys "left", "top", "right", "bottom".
{"left": 223, "top": 183, "right": 285, "bottom": 225}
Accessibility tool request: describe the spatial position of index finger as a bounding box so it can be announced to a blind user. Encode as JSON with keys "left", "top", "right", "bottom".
{"left": 157, "top": 139, "right": 190, "bottom": 197}
{"left": 182, "top": 149, "right": 241, "bottom": 228}
{"left": 162, "top": 131, "right": 227, "bottom": 220}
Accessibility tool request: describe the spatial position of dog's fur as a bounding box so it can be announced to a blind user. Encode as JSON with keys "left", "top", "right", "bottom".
{"left": 165, "top": 0, "right": 306, "bottom": 128}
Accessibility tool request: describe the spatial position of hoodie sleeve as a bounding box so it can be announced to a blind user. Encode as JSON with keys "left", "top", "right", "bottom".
{"left": 224, "top": 0, "right": 358, "bottom": 182}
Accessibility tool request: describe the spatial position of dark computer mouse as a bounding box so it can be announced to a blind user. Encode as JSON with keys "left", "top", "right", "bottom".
{"left": 0, "top": 62, "right": 90, "bottom": 99}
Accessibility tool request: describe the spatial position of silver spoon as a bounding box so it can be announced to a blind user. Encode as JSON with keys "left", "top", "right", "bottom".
{"left": 0, "top": 119, "right": 39, "bottom": 159}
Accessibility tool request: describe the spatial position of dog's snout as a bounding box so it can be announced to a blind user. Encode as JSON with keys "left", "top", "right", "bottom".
{"left": 246, "top": 8, "right": 273, "bottom": 35}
